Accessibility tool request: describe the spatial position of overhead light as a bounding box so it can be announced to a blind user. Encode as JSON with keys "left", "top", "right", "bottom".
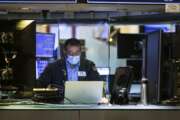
{"left": 41, "top": 24, "right": 48, "bottom": 27}
{"left": 109, "top": 38, "right": 113, "bottom": 42}
{"left": 21, "top": 7, "right": 31, "bottom": 10}
{"left": 16, "top": 20, "right": 34, "bottom": 30}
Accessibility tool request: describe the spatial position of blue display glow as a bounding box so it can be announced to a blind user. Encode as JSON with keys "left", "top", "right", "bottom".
{"left": 144, "top": 24, "right": 176, "bottom": 33}
{"left": 36, "top": 60, "right": 49, "bottom": 79}
{"left": 36, "top": 33, "right": 55, "bottom": 58}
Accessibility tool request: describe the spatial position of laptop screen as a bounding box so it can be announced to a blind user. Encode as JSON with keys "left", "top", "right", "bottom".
{"left": 64, "top": 81, "right": 104, "bottom": 104}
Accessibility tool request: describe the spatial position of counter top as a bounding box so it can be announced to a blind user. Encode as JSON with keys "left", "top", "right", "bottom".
{"left": 1, "top": 103, "right": 180, "bottom": 110}
{"left": 0, "top": 99, "right": 180, "bottom": 110}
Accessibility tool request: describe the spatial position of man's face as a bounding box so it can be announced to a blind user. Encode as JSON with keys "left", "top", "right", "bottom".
{"left": 66, "top": 45, "right": 81, "bottom": 56}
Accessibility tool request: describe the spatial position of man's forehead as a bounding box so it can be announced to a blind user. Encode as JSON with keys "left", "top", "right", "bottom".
{"left": 67, "top": 45, "right": 81, "bottom": 50}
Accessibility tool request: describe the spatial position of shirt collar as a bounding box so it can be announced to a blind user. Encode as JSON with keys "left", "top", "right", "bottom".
{"left": 66, "top": 59, "right": 80, "bottom": 68}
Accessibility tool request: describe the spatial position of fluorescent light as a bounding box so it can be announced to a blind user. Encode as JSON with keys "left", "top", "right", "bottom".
{"left": 16, "top": 20, "right": 34, "bottom": 30}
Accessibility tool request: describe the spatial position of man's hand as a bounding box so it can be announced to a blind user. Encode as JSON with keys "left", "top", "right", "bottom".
{"left": 98, "top": 97, "right": 109, "bottom": 104}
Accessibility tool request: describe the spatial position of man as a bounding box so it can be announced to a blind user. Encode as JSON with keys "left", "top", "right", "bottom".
{"left": 38, "top": 38, "right": 100, "bottom": 91}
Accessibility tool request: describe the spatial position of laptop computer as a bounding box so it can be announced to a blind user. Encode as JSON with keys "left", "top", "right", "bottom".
{"left": 64, "top": 81, "right": 105, "bottom": 104}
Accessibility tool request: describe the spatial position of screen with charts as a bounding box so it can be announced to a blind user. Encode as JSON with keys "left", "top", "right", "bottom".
{"left": 36, "top": 59, "right": 49, "bottom": 79}
{"left": 36, "top": 33, "right": 55, "bottom": 58}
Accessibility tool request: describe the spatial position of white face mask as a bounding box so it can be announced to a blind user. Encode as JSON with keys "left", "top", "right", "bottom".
{"left": 67, "top": 55, "right": 80, "bottom": 65}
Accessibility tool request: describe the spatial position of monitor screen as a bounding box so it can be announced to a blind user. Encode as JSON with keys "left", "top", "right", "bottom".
{"left": 144, "top": 24, "right": 176, "bottom": 33}
{"left": 97, "top": 67, "right": 110, "bottom": 75}
{"left": 129, "top": 84, "right": 141, "bottom": 94}
{"left": 36, "top": 33, "right": 55, "bottom": 57}
{"left": 117, "top": 34, "right": 145, "bottom": 58}
{"left": 36, "top": 60, "right": 49, "bottom": 79}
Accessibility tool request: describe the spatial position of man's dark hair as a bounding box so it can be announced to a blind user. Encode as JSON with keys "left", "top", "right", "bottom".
{"left": 64, "top": 38, "right": 81, "bottom": 51}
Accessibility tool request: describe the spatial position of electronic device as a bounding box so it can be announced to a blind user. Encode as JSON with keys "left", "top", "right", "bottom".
{"left": 144, "top": 24, "right": 176, "bottom": 33}
{"left": 64, "top": 81, "right": 104, "bottom": 104}
{"left": 117, "top": 34, "right": 145, "bottom": 58}
{"left": 110, "top": 66, "right": 134, "bottom": 104}
{"left": 128, "top": 84, "right": 141, "bottom": 102}
{"left": 32, "top": 88, "right": 63, "bottom": 103}
{"left": 36, "top": 60, "right": 49, "bottom": 79}
{"left": 36, "top": 33, "right": 55, "bottom": 58}
{"left": 97, "top": 67, "right": 110, "bottom": 76}
{"left": 129, "top": 84, "right": 141, "bottom": 96}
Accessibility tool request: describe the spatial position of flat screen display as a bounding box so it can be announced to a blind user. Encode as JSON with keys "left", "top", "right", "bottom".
{"left": 144, "top": 24, "right": 176, "bottom": 33}
{"left": 36, "top": 60, "right": 49, "bottom": 79}
{"left": 36, "top": 33, "right": 55, "bottom": 58}
{"left": 117, "top": 34, "right": 145, "bottom": 58}
{"left": 97, "top": 67, "right": 110, "bottom": 75}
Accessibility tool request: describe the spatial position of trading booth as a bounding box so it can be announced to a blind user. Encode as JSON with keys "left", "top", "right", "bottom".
{"left": 0, "top": 1, "right": 180, "bottom": 120}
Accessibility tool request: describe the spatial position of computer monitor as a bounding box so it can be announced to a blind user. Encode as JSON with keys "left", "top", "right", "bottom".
{"left": 117, "top": 34, "right": 145, "bottom": 58}
{"left": 36, "top": 32, "right": 55, "bottom": 58}
{"left": 144, "top": 24, "right": 176, "bottom": 33}
{"left": 36, "top": 59, "right": 49, "bottom": 79}
{"left": 97, "top": 67, "right": 110, "bottom": 76}
{"left": 129, "top": 84, "right": 141, "bottom": 96}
